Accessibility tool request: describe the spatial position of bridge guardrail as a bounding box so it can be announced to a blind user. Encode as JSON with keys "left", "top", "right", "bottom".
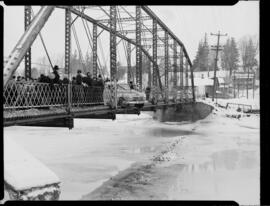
{"left": 3, "top": 80, "right": 111, "bottom": 110}
{"left": 4, "top": 80, "right": 68, "bottom": 109}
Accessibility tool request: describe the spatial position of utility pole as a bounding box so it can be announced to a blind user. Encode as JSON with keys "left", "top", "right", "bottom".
{"left": 204, "top": 33, "right": 210, "bottom": 77}
{"left": 210, "top": 31, "right": 227, "bottom": 102}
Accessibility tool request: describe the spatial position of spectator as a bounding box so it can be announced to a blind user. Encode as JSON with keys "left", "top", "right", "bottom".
{"left": 76, "top": 70, "right": 83, "bottom": 85}
{"left": 97, "top": 74, "right": 104, "bottom": 87}
{"left": 145, "top": 86, "right": 151, "bottom": 101}
{"left": 129, "top": 81, "right": 134, "bottom": 90}
{"left": 85, "top": 72, "right": 93, "bottom": 87}
{"left": 52, "top": 65, "right": 60, "bottom": 84}
{"left": 96, "top": 74, "right": 104, "bottom": 103}
{"left": 63, "top": 77, "right": 69, "bottom": 84}
{"left": 72, "top": 77, "right": 76, "bottom": 84}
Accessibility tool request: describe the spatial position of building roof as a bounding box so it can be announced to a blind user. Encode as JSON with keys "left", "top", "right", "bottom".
{"left": 193, "top": 70, "right": 230, "bottom": 78}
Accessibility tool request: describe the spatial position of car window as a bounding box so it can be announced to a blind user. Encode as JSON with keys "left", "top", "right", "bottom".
{"left": 118, "top": 84, "right": 130, "bottom": 90}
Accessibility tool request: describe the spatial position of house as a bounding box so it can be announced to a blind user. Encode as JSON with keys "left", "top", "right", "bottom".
{"left": 232, "top": 71, "right": 255, "bottom": 90}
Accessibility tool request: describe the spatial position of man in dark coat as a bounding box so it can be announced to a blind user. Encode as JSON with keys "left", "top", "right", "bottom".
{"left": 145, "top": 86, "right": 151, "bottom": 101}
{"left": 76, "top": 70, "right": 83, "bottom": 85}
{"left": 52, "top": 65, "right": 60, "bottom": 84}
{"left": 85, "top": 72, "right": 93, "bottom": 87}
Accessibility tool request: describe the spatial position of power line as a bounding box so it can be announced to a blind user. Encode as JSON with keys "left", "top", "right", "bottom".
{"left": 210, "top": 30, "right": 227, "bottom": 102}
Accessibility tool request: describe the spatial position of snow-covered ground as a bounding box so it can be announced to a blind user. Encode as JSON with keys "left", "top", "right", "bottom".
{"left": 4, "top": 112, "right": 187, "bottom": 200}
{"left": 4, "top": 104, "right": 260, "bottom": 204}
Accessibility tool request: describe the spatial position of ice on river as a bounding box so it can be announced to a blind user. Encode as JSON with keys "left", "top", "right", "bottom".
{"left": 4, "top": 110, "right": 260, "bottom": 204}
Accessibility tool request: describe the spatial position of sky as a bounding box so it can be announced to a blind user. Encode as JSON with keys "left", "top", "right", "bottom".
{"left": 2, "top": 2, "right": 259, "bottom": 74}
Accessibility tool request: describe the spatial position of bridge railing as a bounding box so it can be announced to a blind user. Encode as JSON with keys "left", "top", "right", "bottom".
{"left": 71, "top": 84, "right": 105, "bottom": 106}
{"left": 3, "top": 80, "right": 68, "bottom": 109}
{"left": 3, "top": 80, "right": 110, "bottom": 110}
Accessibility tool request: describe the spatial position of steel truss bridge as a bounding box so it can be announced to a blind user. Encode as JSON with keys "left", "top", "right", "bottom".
{"left": 3, "top": 6, "right": 196, "bottom": 128}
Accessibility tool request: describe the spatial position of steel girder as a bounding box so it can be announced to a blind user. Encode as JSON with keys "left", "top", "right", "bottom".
{"left": 152, "top": 19, "right": 158, "bottom": 89}
{"left": 127, "top": 42, "right": 132, "bottom": 83}
{"left": 59, "top": 6, "right": 163, "bottom": 92}
{"left": 97, "top": 16, "right": 151, "bottom": 23}
{"left": 136, "top": 6, "right": 142, "bottom": 90}
{"left": 180, "top": 47, "right": 184, "bottom": 99}
{"left": 93, "top": 23, "right": 98, "bottom": 78}
{"left": 173, "top": 39, "right": 177, "bottom": 88}
{"left": 142, "top": 44, "right": 174, "bottom": 48}
{"left": 147, "top": 54, "right": 151, "bottom": 88}
{"left": 4, "top": 6, "right": 55, "bottom": 87}
{"left": 141, "top": 6, "right": 192, "bottom": 68}
{"left": 120, "top": 28, "right": 163, "bottom": 33}
{"left": 164, "top": 31, "right": 169, "bottom": 98}
{"left": 65, "top": 8, "right": 72, "bottom": 112}
{"left": 185, "top": 57, "right": 189, "bottom": 88}
{"left": 24, "top": 6, "right": 32, "bottom": 80}
{"left": 110, "top": 6, "right": 117, "bottom": 81}
{"left": 65, "top": 8, "right": 71, "bottom": 75}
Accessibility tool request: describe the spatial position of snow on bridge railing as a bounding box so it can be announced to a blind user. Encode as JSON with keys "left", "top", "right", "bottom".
{"left": 3, "top": 80, "right": 112, "bottom": 110}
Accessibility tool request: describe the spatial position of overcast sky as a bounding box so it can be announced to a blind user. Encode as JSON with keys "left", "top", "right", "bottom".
{"left": 2, "top": 2, "right": 259, "bottom": 72}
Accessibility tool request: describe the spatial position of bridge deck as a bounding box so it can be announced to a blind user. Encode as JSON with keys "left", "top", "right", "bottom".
{"left": 4, "top": 100, "right": 194, "bottom": 127}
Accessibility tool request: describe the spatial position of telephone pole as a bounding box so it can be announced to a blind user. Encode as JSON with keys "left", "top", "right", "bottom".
{"left": 210, "top": 31, "right": 227, "bottom": 102}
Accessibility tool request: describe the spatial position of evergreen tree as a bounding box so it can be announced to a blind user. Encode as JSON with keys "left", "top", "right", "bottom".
{"left": 221, "top": 37, "right": 239, "bottom": 76}
{"left": 193, "top": 34, "right": 210, "bottom": 71}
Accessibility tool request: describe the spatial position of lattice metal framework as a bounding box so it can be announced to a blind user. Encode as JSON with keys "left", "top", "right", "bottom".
{"left": 152, "top": 19, "right": 158, "bottom": 88}
{"left": 24, "top": 6, "right": 32, "bottom": 80}
{"left": 173, "top": 39, "right": 177, "bottom": 88}
{"left": 93, "top": 23, "right": 98, "bottom": 78}
{"left": 185, "top": 57, "right": 189, "bottom": 97}
{"left": 147, "top": 54, "right": 151, "bottom": 88}
{"left": 180, "top": 46, "right": 184, "bottom": 99}
{"left": 64, "top": 8, "right": 71, "bottom": 75}
{"left": 164, "top": 31, "right": 169, "bottom": 98}
{"left": 135, "top": 6, "right": 142, "bottom": 90}
{"left": 127, "top": 42, "right": 132, "bottom": 84}
{"left": 110, "top": 6, "right": 117, "bottom": 81}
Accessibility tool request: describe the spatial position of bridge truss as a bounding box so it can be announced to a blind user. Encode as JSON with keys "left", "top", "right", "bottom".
{"left": 3, "top": 6, "right": 196, "bottom": 128}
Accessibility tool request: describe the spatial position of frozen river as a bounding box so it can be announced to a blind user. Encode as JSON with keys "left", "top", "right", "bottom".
{"left": 4, "top": 110, "right": 260, "bottom": 204}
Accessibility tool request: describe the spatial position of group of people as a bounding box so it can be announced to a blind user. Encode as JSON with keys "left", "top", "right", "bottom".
{"left": 4, "top": 65, "right": 108, "bottom": 107}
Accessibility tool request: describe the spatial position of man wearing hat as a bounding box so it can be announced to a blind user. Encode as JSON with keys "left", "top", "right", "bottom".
{"left": 52, "top": 65, "right": 60, "bottom": 84}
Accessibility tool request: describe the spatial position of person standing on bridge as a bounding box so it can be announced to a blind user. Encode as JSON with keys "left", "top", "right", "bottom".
{"left": 52, "top": 65, "right": 60, "bottom": 84}
{"left": 84, "top": 72, "right": 93, "bottom": 103}
{"left": 96, "top": 74, "right": 104, "bottom": 103}
{"left": 75, "top": 70, "right": 84, "bottom": 103}
{"left": 145, "top": 86, "right": 151, "bottom": 101}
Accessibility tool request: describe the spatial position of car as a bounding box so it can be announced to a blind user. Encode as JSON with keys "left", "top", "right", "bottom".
{"left": 103, "top": 82, "right": 146, "bottom": 108}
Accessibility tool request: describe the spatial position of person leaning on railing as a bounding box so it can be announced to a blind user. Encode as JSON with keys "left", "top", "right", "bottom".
{"left": 75, "top": 70, "right": 85, "bottom": 104}
{"left": 96, "top": 74, "right": 104, "bottom": 103}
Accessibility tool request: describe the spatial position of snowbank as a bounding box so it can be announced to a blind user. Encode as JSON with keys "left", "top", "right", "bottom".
{"left": 4, "top": 137, "right": 61, "bottom": 200}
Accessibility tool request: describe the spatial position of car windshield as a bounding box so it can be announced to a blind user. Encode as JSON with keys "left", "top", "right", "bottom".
{"left": 118, "top": 84, "right": 130, "bottom": 90}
